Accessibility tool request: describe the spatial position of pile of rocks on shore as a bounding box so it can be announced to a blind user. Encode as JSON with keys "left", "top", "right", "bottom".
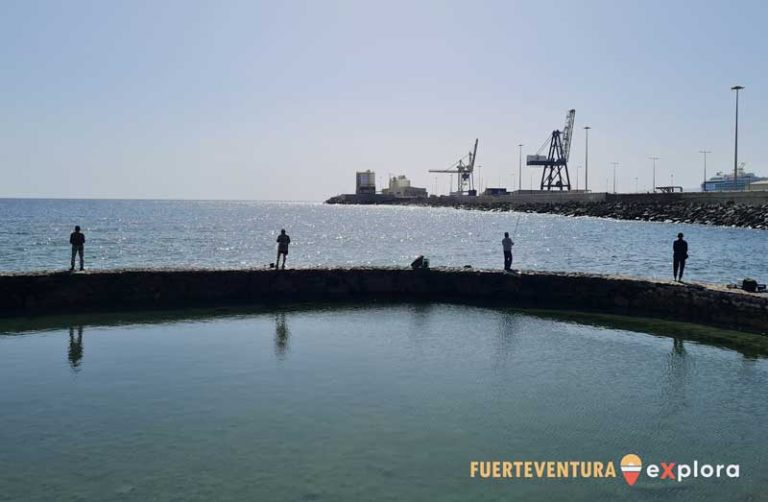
{"left": 451, "top": 201, "right": 768, "bottom": 229}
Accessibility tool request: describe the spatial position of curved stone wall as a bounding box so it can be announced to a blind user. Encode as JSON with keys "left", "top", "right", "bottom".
{"left": 1, "top": 268, "right": 766, "bottom": 334}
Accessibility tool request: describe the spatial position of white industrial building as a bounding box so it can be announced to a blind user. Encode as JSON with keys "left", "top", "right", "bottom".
{"left": 381, "top": 175, "right": 427, "bottom": 198}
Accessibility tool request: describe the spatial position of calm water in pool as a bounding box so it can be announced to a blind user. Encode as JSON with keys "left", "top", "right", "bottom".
{"left": 1, "top": 305, "right": 766, "bottom": 501}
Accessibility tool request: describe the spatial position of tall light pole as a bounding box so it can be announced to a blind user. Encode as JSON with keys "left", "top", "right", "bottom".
{"left": 477, "top": 165, "right": 482, "bottom": 193}
{"left": 649, "top": 156, "right": 659, "bottom": 192}
{"left": 731, "top": 85, "right": 744, "bottom": 190}
{"left": 576, "top": 165, "right": 581, "bottom": 191}
{"left": 611, "top": 162, "right": 618, "bottom": 193}
{"left": 699, "top": 150, "right": 711, "bottom": 191}
{"left": 583, "top": 126, "right": 591, "bottom": 192}
{"left": 518, "top": 144, "right": 524, "bottom": 192}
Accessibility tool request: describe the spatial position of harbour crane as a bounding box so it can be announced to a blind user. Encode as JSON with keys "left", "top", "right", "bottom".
{"left": 527, "top": 109, "right": 576, "bottom": 190}
{"left": 430, "top": 139, "right": 478, "bottom": 195}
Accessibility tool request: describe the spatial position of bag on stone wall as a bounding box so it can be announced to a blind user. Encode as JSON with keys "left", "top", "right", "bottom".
{"left": 742, "top": 278, "right": 758, "bottom": 292}
{"left": 409, "top": 256, "right": 429, "bottom": 270}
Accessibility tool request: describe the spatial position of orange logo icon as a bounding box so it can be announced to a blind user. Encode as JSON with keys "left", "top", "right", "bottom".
{"left": 621, "top": 454, "right": 642, "bottom": 486}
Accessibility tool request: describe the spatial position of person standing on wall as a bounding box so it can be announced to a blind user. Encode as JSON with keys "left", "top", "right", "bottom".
{"left": 502, "top": 232, "right": 514, "bottom": 271}
{"left": 673, "top": 232, "right": 688, "bottom": 282}
{"left": 276, "top": 229, "right": 291, "bottom": 270}
{"left": 69, "top": 225, "right": 85, "bottom": 271}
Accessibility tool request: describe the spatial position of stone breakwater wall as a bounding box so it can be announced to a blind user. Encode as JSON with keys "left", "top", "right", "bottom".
{"left": 331, "top": 192, "right": 768, "bottom": 229}
{"left": 505, "top": 201, "right": 768, "bottom": 228}
{"left": 1, "top": 268, "right": 766, "bottom": 334}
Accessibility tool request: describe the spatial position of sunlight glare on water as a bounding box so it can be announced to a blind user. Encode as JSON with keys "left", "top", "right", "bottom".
{"left": 0, "top": 199, "right": 764, "bottom": 283}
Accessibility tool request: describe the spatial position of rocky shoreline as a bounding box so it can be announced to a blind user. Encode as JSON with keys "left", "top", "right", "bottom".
{"left": 401, "top": 199, "right": 768, "bottom": 229}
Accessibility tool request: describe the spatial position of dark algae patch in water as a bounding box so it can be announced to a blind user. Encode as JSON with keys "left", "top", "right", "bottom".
{"left": 2, "top": 301, "right": 765, "bottom": 358}
{"left": 521, "top": 309, "right": 768, "bottom": 359}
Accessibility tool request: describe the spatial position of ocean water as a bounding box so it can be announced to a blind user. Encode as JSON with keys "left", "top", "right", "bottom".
{"left": 0, "top": 304, "right": 765, "bottom": 501}
{"left": 0, "top": 198, "right": 765, "bottom": 283}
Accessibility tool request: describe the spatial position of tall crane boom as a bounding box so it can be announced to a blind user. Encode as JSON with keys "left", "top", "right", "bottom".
{"left": 561, "top": 109, "right": 576, "bottom": 162}
{"left": 469, "top": 138, "right": 478, "bottom": 171}
{"left": 429, "top": 138, "right": 479, "bottom": 195}
{"left": 526, "top": 108, "right": 575, "bottom": 190}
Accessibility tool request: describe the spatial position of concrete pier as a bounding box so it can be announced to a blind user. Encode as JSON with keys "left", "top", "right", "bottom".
{"left": 1, "top": 268, "right": 766, "bottom": 334}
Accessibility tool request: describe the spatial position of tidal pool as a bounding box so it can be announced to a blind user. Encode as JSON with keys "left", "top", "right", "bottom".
{"left": 1, "top": 304, "right": 766, "bottom": 501}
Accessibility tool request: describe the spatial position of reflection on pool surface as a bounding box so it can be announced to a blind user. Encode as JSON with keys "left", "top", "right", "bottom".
{"left": 1, "top": 304, "right": 766, "bottom": 501}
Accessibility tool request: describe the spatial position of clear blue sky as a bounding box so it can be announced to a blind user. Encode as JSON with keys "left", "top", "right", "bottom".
{"left": 1, "top": 0, "right": 766, "bottom": 200}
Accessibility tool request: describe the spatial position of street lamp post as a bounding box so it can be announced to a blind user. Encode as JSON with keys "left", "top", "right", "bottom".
{"left": 649, "top": 156, "right": 659, "bottom": 192}
{"left": 518, "top": 144, "right": 523, "bottom": 192}
{"left": 576, "top": 165, "right": 581, "bottom": 191}
{"left": 477, "top": 165, "right": 482, "bottom": 193}
{"left": 699, "top": 150, "right": 711, "bottom": 192}
{"left": 731, "top": 85, "right": 744, "bottom": 190}
{"left": 583, "top": 126, "right": 591, "bottom": 192}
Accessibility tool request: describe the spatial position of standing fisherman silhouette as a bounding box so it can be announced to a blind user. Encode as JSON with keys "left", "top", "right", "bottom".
{"left": 275, "top": 229, "right": 291, "bottom": 270}
{"left": 502, "top": 232, "right": 514, "bottom": 271}
{"left": 69, "top": 225, "right": 85, "bottom": 271}
{"left": 673, "top": 232, "right": 688, "bottom": 282}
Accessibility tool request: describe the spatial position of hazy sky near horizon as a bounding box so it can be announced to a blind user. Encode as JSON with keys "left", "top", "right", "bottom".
{"left": 2, "top": 0, "right": 767, "bottom": 200}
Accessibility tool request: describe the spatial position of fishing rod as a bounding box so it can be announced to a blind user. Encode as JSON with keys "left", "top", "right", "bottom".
{"left": 512, "top": 213, "right": 522, "bottom": 238}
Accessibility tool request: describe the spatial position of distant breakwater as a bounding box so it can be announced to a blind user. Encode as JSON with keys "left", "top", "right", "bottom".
{"left": 445, "top": 200, "right": 768, "bottom": 229}
{"left": 327, "top": 192, "right": 768, "bottom": 229}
